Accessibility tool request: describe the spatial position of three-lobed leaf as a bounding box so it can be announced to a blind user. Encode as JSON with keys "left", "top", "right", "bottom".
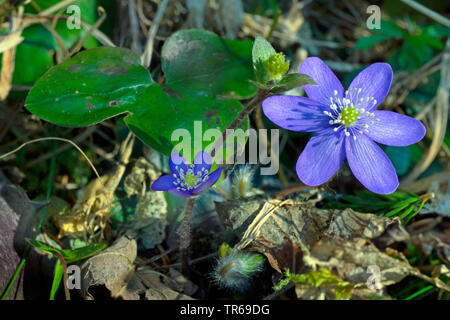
{"left": 162, "top": 29, "right": 257, "bottom": 99}
{"left": 25, "top": 30, "right": 258, "bottom": 160}
{"left": 25, "top": 47, "right": 151, "bottom": 126}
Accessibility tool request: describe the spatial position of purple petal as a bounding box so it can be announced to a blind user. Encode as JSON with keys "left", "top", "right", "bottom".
{"left": 366, "top": 111, "right": 426, "bottom": 146}
{"left": 151, "top": 175, "right": 176, "bottom": 191}
{"left": 299, "top": 57, "right": 344, "bottom": 105}
{"left": 192, "top": 167, "right": 222, "bottom": 195}
{"left": 193, "top": 151, "right": 212, "bottom": 175}
{"left": 348, "top": 63, "right": 393, "bottom": 111}
{"left": 262, "top": 96, "right": 331, "bottom": 132}
{"left": 296, "top": 127, "right": 346, "bottom": 186}
{"left": 169, "top": 152, "right": 189, "bottom": 174}
{"left": 345, "top": 134, "right": 398, "bottom": 194}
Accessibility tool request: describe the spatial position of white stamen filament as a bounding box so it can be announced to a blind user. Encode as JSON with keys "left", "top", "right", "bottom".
{"left": 324, "top": 87, "right": 380, "bottom": 140}
{"left": 172, "top": 165, "right": 209, "bottom": 191}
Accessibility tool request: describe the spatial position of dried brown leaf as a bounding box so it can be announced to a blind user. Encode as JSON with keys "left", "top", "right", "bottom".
{"left": 81, "top": 235, "right": 137, "bottom": 299}
{"left": 216, "top": 194, "right": 449, "bottom": 299}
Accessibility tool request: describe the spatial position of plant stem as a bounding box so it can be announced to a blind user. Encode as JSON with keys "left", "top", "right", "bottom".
{"left": 254, "top": 103, "right": 289, "bottom": 187}
{"left": 266, "top": 7, "right": 280, "bottom": 41}
{"left": 177, "top": 197, "right": 196, "bottom": 275}
{"left": 211, "top": 89, "right": 270, "bottom": 158}
{"left": 54, "top": 252, "right": 70, "bottom": 300}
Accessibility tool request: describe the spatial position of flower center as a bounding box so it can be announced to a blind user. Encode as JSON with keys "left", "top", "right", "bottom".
{"left": 172, "top": 165, "right": 209, "bottom": 191}
{"left": 340, "top": 107, "right": 359, "bottom": 126}
{"left": 323, "top": 88, "right": 380, "bottom": 140}
{"left": 185, "top": 173, "right": 199, "bottom": 188}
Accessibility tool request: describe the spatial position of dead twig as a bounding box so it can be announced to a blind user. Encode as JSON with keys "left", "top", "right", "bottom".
{"left": 67, "top": 7, "right": 107, "bottom": 58}
{"left": 399, "top": 0, "right": 450, "bottom": 28}
{"left": 38, "top": 0, "right": 80, "bottom": 17}
{"left": 141, "top": 0, "right": 169, "bottom": 68}
{"left": 128, "top": 0, "right": 141, "bottom": 53}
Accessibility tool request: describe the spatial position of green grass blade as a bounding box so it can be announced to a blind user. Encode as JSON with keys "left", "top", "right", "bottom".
{"left": 1, "top": 142, "right": 57, "bottom": 300}
{"left": 404, "top": 285, "right": 435, "bottom": 300}
{"left": 49, "top": 260, "right": 64, "bottom": 300}
{"left": 1, "top": 258, "right": 26, "bottom": 300}
{"left": 404, "top": 200, "right": 426, "bottom": 225}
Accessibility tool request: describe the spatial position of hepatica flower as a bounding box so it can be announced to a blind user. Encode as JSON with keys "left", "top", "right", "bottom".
{"left": 151, "top": 151, "right": 222, "bottom": 198}
{"left": 262, "top": 57, "right": 426, "bottom": 194}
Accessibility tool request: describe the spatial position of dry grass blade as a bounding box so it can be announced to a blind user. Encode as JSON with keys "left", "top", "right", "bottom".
{"left": 399, "top": 0, "right": 450, "bottom": 28}
{"left": 0, "top": 7, "right": 23, "bottom": 100}
{"left": 0, "top": 31, "right": 23, "bottom": 54}
{"left": 236, "top": 199, "right": 292, "bottom": 250}
{"left": 402, "top": 38, "right": 450, "bottom": 185}
{"left": 141, "top": 0, "right": 170, "bottom": 68}
{"left": 13, "top": 12, "right": 116, "bottom": 47}
{"left": 128, "top": 0, "right": 141, "bottom": 53}
{"left": 0, "top": 45, "right": 16, "bottom": 100}
{"left": 38, "top": 0, "right": 80, "bottom": 16}
{"left": 67, "top": 6, "right": 107, "bottom": 58}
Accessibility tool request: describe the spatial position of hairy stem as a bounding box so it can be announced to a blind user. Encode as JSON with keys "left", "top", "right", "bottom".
{"left": 211, "top": 89, "right": 270, "bottom": 158}
{"left": 177, "top": 197, "right": 197, "bottom": 275}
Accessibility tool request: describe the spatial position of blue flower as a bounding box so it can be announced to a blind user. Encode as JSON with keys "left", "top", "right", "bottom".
{"left": 151, "top": 151, "right": 222, "bottom": 198}
{"left": 262, "top": 57, "right": 426, "bottom": 194}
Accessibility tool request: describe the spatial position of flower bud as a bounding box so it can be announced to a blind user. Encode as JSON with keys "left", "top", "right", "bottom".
{"left": 212, "top": 243, "right": 264, "bottom": 292}
{"left": 263, "top": 52, "right": 290, "bottom": 82}
{"left": 230, "top": 166, "right": 254, "bottom": 199}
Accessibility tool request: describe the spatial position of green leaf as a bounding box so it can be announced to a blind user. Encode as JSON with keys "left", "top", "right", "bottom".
{"left": 27, "top": 239, "right": 64, "bottom": 257}
{"left": 385, "top": 200, "right": 416, "bottom": 218}
{"left": 27, "top": 239, "right": 107, "bottom": 263}
{"left": 25, "top": 47, "right": 151, "bottom": 126}
{"left": 277, "top": 268, "right": 354, "bottom": 299}
{"left": 50, "top": 260, "right": 63, "bottom": 300}
{"left": 0, "top": 25, "right": 55, "bottom": 99}
{"left": 270, "top": 73, "right": 315, "bottom": 93}
{"left": 11, "top": 25, "right": 56, "bottom": 86}
{"left": 252, "top": 36, "right": 276, "bottom": 83}
{"left": 354, "top": 20, "right": 404, "bottom": 50}
{"left": 26, "top": 31, "right": 255, "bottom": 160}
{"left": 398, "top": 203, "right": 416, "bottom": 220}
{"left": 423, "top": 25, "right": 450, "bottom": 39}
{"left": 404, "top": 200, "right": 425, "bottom": 224}
{"left": 162, "top": 29, "right": 257, "bottom": 99}
{"left": 380, "top": 20, "right": 405, "bottom": 38}
{"left": 63, "top": 243, "right": 108, "bottom": 263}
{"left": 397, "top": 36, "right": 434, "bottom": 70}
{"left": 418, "top": 34, "right": 444, "bottom": 51}
{"left": 354, "top": 33, "right": 396, "bottom": 49}
{"left": 124, "top": 84, "right": 249, "bottom": 159}
{"left": 334, "top": 281, "right": 354, "bottom": 300}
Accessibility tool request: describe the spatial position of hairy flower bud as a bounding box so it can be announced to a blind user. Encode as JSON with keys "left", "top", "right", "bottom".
{"left": 263, "top": 52, "right": 290, "bottom": 82}
{"left": 230, "top": 166, "right": 255, "bottom": 199}
{"left": 212, "top": 243, "right": 264, "bottom": 292}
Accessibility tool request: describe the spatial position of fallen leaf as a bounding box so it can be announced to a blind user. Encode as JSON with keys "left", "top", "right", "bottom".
{"left": 81, "top": 235, "right": 137, "bottom": 299}
{"left": 215, "top": 193, "right": 449, "bottom": 299}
